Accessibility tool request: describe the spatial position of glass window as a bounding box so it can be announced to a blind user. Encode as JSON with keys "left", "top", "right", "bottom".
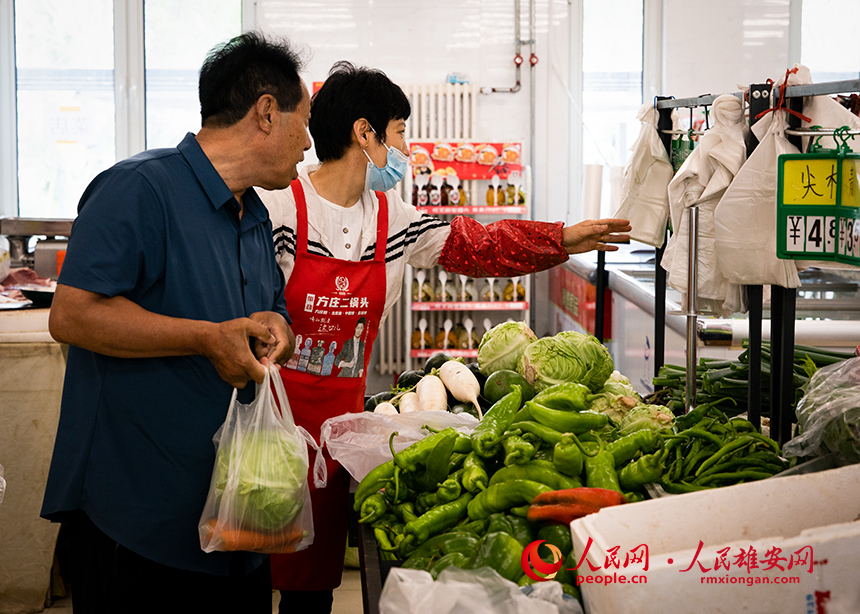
{"left": 144, "top": 0, "right": 242, "bottom": 149}
{"left": 582, "top": 0, "right": 644, "bottom": 217}
{"left": 801, "top": 0, "right": 860, "bottom": 81}
{"left": 15, "top": 0, "right": 115, "bottom": 219}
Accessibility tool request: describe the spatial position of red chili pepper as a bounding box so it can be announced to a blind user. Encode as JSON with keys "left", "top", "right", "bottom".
{"left": 526, "top": 488, "right": 626, "bottom": 525}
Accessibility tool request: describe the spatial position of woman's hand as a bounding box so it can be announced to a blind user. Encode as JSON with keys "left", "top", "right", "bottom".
{"left": 562, "top": 218, "right": 631, "bottom": 254}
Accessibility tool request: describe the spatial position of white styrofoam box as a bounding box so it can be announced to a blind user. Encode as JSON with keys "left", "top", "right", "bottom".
{"left": 569, "top": 464, "right": 860, "bottom": 614}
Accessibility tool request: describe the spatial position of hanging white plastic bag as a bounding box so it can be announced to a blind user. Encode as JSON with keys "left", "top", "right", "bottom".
{"left": 612, "top": 103, "right": 675, "bottom": 248}
{"left": 379, "top": 566, "right": 583, "bottom": 614}
{"left": 199, "top": 363, "right": 316, "bottom": 554}
{"left": 320, "top": 410, "right": 478, "bottom": 484}
{"left": 713, "top": 109, "right": 802, "bottom": 294}
{"left": 662, "top": 94, "right": 747, "bottom": 316}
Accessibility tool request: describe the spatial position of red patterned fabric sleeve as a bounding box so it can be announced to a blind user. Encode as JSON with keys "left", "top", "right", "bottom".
{"left": 437, "top": 216, "right": 568, "bottom": 278}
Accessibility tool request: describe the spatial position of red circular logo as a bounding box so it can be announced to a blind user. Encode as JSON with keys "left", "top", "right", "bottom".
{"left": 521, "top": 540, "right": 563, "bottom": 581}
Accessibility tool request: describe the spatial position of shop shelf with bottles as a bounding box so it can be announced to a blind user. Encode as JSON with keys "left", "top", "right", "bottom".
{"left": 404, "top": 140, "right": 532, "bottom": 369}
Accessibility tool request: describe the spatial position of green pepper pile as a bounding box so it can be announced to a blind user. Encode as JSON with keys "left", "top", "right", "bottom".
{"left": 659, "top": 401, "right": 789, "bottom": 494}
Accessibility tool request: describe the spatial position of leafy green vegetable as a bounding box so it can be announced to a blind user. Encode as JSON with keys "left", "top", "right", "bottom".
{"left": 214, "top": 429, "right": 308, "bottom": 532}
{"left": 517, "top": 330, "right": 614, "bottom": 393}
{"left": 477, "top": 321, "right": 537, "bottom": 376}
{"left": 618, "top": 404, "right": 674, "bottom": 435}
{"left": 589, "top": 371, "right": 642, "bottom": 422}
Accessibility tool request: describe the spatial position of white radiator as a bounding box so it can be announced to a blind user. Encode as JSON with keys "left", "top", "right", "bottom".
{"left": 374, "top": 83, "right": 479, "bottom": 376}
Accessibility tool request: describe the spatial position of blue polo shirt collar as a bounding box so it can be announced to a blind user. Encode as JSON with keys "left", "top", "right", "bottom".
{"left": 177, "top": 132, "right": 268, "bottom": 228}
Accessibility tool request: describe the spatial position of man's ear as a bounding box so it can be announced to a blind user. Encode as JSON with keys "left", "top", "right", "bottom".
{"left": 256, "top": 94, "right": 279, "bottom": 135}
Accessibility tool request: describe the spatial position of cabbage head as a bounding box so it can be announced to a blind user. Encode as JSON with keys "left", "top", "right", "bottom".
{"left": 517, "top": 330, "right": 614, "bottom": 392}
{"left": 214, "top": 428, "right": 308, "bottom": 532}
{"left": 477, "top": 321, "right": 537, "bottom": 376}
{"left": 618, "top": 404, "right": 675, "bottom": 435}
{"left": 589, "top": 371, "right": 642, "bottom": 422}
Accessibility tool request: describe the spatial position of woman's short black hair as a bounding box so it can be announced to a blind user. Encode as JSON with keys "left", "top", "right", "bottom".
{"left": 199, "top": 31, "right": 305, "bottom": 128}
{"left": 310, "top": 61, "right": 411, "bottom": 162}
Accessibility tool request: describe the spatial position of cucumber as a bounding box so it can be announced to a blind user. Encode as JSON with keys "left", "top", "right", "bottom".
{"left": 396, "top": 369, "right": 425, "bottom": 390}
{"left": 364, "top": 390, "right": 395, "bottom": 412}
{"left": 424, "top": 352, "right": 454, "bottom": 373}
{"left": 482, "top": 370, "right": 535, "bottom": 405}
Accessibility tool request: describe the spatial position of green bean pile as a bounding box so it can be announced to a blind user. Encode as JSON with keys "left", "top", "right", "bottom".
{"left": 659, "top": 402, "right": 789, "bottom": 494}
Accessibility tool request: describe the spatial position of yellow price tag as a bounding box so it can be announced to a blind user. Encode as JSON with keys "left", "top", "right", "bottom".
{"left": 782, "top": 158, "right": 838, "bottom": 205}
{"left": 841, "top": 158, "right": 860, "bottom": 208}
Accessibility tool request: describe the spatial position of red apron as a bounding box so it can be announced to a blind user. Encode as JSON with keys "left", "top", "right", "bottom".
{"left": 271, "top": 179, "right": 388, "bottom": 591}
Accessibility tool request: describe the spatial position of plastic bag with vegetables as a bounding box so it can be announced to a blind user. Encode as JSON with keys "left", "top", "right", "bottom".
{"left": 199, "top": 363, "right": 317, "bottom": 554}
{"left": 783, "top": 356, "right": 860, "bottom": 464}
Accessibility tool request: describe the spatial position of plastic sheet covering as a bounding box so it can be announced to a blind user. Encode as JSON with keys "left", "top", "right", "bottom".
{"left": 320, "top": 410, "right": 478, "bottom": 484}
{"left": 783, "top": 356, "right": 860, "bottom": 464}
{"left": 379, "top": 566, "right": 583, "bottom": 614}
{"left": 0, "top": 342, "right": 65, "bottom": 614}
{"left": 612, "top": 103, "right": 675, "bottom": 248}
{"left": 662, "top": 94, "right": 747, "bottom": 316}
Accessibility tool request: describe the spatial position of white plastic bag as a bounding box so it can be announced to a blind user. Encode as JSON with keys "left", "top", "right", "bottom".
{"left": 320, "top": 410, "right": 478, "bottom": 484}
{"left": 198, "top": 363, "right": 316, "bottom": 554}
{"left": 662, "top": 94, "right": 747, "bottom": 316}
{"left": 612, "top": 103, "right": 675, "bottom": 248}
{"left": 379, "top": 566, "right": 583, "bottom": 614}
{"left": 714, "top": 109, "right": 802, "bottom": 299}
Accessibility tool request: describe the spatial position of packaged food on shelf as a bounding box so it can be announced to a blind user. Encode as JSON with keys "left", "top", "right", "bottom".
{"left": 435, "top": 328, "right": 459, "bottom": 350}
{"left": 503, "top": 280, "right": 525, "bottom": 302}
{"left": 411, "top": 279, "right": 434, "bottom": 302}
{"left": 411, "top": 328, "right": 434, "bottom": 350}
{"left": 435, "top": 281, "right": 453, "bottom": 302}
{"left": 480, "top": 281, "right": 501, "bottom": 302}
{"left": 457, "top": 280, "right": 476, "bottom": 302}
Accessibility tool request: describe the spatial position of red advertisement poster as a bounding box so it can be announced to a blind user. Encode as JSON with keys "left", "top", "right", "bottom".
{"left": 410, "top": 141, "right": 522, "bottom": 180}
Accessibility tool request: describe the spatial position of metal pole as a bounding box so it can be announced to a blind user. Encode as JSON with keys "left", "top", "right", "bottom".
{"left": 685, "top": 206, "right": 699, "bottom": 412}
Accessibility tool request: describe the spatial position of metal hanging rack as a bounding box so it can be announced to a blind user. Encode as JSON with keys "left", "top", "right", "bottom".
{"left": 641, "top": 78, "right": 860, "bottom": 445}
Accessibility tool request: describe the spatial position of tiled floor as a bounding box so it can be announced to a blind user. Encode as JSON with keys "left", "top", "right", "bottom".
{"left": 43, "top": 569, "right": 365, "bottom": 614}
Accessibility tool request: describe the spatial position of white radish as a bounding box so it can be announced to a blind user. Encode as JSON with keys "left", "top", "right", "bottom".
{"left": 373, "top": 401, "right": 398, "bottom": 415}
{"left": 398, "top": 391, "right": 420, "bottom": 414}
{"left": 415, "top": 374, "right": 448, "bottom": 412}
{"left": 438, "top": 361, "right": 483, "bottom": 419}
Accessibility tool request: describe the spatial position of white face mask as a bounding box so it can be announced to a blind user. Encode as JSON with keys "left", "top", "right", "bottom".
{"left": 363, "top": 132, "right": 409, "bottom": 192}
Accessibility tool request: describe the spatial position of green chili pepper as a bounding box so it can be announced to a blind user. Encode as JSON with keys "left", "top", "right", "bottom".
{"left": 465, "top": 531, "right": 525, "bottom": 582}
{"left": 435, "top": 477, "right": 462, "bottom": 504}
{"left": 403, "top": 531, "right": 479, "bottom": 564}
{"left": 451, "top": 518, "right": 489, "bottom": 536}
{"left": 466, "top": 479, "right": 552, "bottom": 520}
{"left": 391, "top": 428, "right": 461, "bottom": 474}
{"left": 414, "top": 491, "right": 437, "bottom": 515}
{"left": 353, "top": 459, "right": 396, "bottom": 511}
{"left": 532, "top": 382, "right": 591, "bottom": 412}
{"left": 409, "top": 429, "right": 458, "bottom": 491}
{"left": 525, "top": 401, "right": 609, "bottom": 434}
{"left": 695, "top": 470, "right": 773, "bottom": 487}
{"left": 471, "top": 386, "right": 523, "bottom": 458}
{"left": 618, "top": 451, "right": 663, "bottom": 491}
{"left": 537, "top": 524, "right": 574, "bottom": 556}
{"left": 448, "top": 452, "right": 468, "bottom": 474}
{"left": 373, "top": 527, "right": 397, "bottom": 552}
{"left": 359, "top": 492, "right": 388, "bottom": 524}
{"left": 512, "top": 420, "right": 566, "bottom": 446}
{"left": 582, "top": 442, "right": 622, "bottom": 493}
{"left": 393, "top": 501, "right": 419, "bottom": 524}
{"left": 659, "top": 477, "right": 710, "bottom": 494}
{"left": 510, "top": 404, "right": 533, "bottom": 424}
{"left": 489, "top": 461, "right": 582, "bottom": 490}
{"left": 502, "top": 433, "right": 536, "bottom": 466}
{"left": 623, "top": 490, "right": 646, "bottom": 503}
{"left": 606, "top": 430, "right": 660, "bottom": 467}
{"left": 382, "top": 482, "right": 414, "bottom": 506}
{"left": 430, "top": 552, "right": 468, "bottom": 579}
{"left": 695, "top": 435, "right": 756, "bottom": 477}
{"left": 506, "top": 514, "right": 535, "bottom": 548}
{"left": 399, "top": 492, "right": 473, "bottom": 556}
{"left": 461, "top": 451, "right": 490, "bottom": 493}
{"left": 671, "top": 427, "right": 725, "bottom": 449}
{"left": 486, "top": 512, "right": 514, "bottom": 535}
{"left": 553, "top": 435, "right": 584, "bottom": 477}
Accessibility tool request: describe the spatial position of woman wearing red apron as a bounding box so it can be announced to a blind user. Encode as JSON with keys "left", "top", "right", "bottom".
{"left": 262, "top": 61, "right": 630, "bottom": 614}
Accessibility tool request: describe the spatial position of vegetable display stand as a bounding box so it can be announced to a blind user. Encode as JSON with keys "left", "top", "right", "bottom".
{"left": 404, "top": 142, "right": 534, "bottom": 371}
{"left": 358, "top": 519, "right": 401, "bottom": 614}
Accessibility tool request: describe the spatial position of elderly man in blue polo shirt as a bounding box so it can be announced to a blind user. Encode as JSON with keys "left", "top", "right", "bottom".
{"left": 40, "top": 32, "right": 309, "bottom": 614}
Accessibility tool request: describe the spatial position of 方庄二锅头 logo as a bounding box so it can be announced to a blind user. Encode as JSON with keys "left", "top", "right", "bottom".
{"left": 335, "top": 276, "right": 349, "bottom": 292}
{"left": 521, "top": 540, "right": 563, "bottom": 581}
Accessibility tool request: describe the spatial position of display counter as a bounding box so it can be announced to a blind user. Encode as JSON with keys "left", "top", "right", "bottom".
{"left": 0, "top": 308, "right": 65, "bottom": 614}
{"left": 550, "top": 244, "right": 860, "bottom": 394}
